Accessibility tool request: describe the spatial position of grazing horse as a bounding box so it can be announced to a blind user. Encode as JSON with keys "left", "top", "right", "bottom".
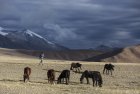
{"left": 70, "top": 63, "right": 82, "bottom": 72}
{"left": 23, "top": 67, "right": 31, "bottom": 82}
{"left": 80, "top": 70, "right": 103, "bottom": 87}
{"left": 103, "top": 64, "right": 114, "bottom": 75}
{"left": 47, "top": 69, "right": 55, "bottom": 84}
{"left": 57, "top": 70, "right": 70, "bottom": 85}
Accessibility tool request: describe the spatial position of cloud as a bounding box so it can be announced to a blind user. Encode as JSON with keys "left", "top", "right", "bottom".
{"left": 0, "top": 0, "right": 140, "bottom": 48}
{"left": 43, "top": 23, "right": 77, "bottom": 42}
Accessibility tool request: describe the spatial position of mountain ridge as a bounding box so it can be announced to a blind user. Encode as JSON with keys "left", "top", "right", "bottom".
{"left": 0, "top": 27, "right": 68, "bottom": 51}
{"left": 84, "top": 45, "right": 140, "bottom": 63}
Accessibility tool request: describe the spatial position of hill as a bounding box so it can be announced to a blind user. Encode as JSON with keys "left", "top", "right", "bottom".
{"left": 84, "top": 45, "right": 140, "bottom": 63}
{"left": 0, "top": 48, "right": 103, "bottom": 61}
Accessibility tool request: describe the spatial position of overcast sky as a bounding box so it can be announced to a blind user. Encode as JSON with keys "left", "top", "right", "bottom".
{"left": 0, "top": 0, "right": 140, "bottom": 49}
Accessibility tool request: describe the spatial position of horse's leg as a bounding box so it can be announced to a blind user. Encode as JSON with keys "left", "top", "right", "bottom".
{"left": 62, "top": 78, "right": 64, "bottom": 83}
{"left": 48, "top": 78, "right": 49, "bottom": 83}
{"left": 28, "top": 75, "right": 30, "bottom": 82}
{"left": 73, "top": 68, "right": 75, "bottom": 72}
{"left": 23, "top": 75, "right": 26, "bottom": 82}
{"left": 103, "top": 68, "right": 105, "bottom": 74}
{"left": 111, "top": 70, "right": 112, "bottom": 75}
{"left": 108, "top": 70, "right": 110, "bottom": 75}
{"left": 78, "top": 68, "right": 80, "bottom": 73}
{"left": 80, "top": 66, "right": 82, "bottom": 70}
{"left": 86, "top": 77, "right": 89, "bottom": 84}
{"left": 106, "top": 70, "right": 108, "bottom": 75}
{"left": 60, "top": 79, "right": 62, "bottom": 83}
{"left": 92, "top": 78, "right": 95, "bottom": 86}
{"left": 75, "top": 68, "right": 77, "bottom": 73}
{"left": 95, "top": 80, "right": 98, "bottom": 87}
{"left": 51, "top": 79, "right": 53, "bottom": 84}
{"left": 66, "top": 78, "right": 68, "bottom": 85}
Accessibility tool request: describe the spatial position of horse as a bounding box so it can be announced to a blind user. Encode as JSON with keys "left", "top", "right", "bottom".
{"left": 103, "top": 63, "right": 114, "bottom": 75}
{"left": 70, "top": 62, "right": 82, "bottom": 73}
{"left": 80, "top": 70, "right": 103, "bottom": 87}
{"left": 47, "top": 69, "right": 55, "bottom": 84}
{"left": 57, "top": 70, "right": 70, "bottom": 85}
{"left": 23, "top": 67, "right": 31, "bottom": 82}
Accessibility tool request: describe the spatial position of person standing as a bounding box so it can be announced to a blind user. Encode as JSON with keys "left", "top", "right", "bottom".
{"left": 39, "top": 52, "right": 44, "bottom": 65}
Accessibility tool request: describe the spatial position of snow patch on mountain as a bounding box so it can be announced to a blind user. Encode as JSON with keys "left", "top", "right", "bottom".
{"left": 0, "top": 27, "right": 8, "bottom": 36}
{"left": 23, "top": 29, "right": 55, "bottom": 45}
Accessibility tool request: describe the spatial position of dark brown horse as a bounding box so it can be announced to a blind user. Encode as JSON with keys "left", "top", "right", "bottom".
{"left": 47, "top": 69, "right": 55, "bottom": 84}
{"left": 80, "top": 70, "right": 103, "bottom": 87}
{"left": 23, "top": 67, "right": 31, "bottom": 82}
{"left": 103, "top": 64, "right": 114, "bottom": 75}
{"left": 70, "top": 63, "right": 82, "bottom": 73}
{"left": 57, "top": 70, "right": 70, "bottom": 85}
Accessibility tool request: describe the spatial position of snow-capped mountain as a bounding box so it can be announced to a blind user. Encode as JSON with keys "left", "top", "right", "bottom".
{"left": 0, "top": 27, "right": 69, "bottom": 50}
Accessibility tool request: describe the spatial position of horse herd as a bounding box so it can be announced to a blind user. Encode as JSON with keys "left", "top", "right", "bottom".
{"left": 23, "top": 63, "right": 114, "bottom": 87}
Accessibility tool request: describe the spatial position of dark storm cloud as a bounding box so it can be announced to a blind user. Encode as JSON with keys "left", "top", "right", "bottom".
{"left": 0, "top": 0, "right": 140, "bottom": 48}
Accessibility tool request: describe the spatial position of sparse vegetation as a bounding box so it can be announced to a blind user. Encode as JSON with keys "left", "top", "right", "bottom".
{"left": 0, "top": 56, "right": 139, "bottom": 94}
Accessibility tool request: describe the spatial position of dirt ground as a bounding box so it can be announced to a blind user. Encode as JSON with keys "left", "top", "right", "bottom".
{"left": 0, "top": 57, "right": 140, "bottom": 94}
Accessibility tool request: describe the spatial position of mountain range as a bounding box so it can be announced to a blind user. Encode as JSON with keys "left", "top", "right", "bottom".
{"left": 84, "top": 44, "right": 140, "bottom": 63}
{"left": 94, "top": 45, "right": 120, "bottom": 52}
{"left": 0, "top": 27, "right": 68, "bottom": 51}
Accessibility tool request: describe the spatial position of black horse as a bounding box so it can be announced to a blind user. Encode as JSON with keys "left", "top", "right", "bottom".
{"left": 80, "top": 70, "right": 103, "bottom": 87}
{"left": 70, "top": 63, "right": 82, "bottom": 73}
{"left": 57, "top": 70, "right": 70, "bottom": 85}
{"left": 23, "top": 67, "right": 31, "bottom": 82}
{"left": 103, "top": 64, "right": 114, "bottom": 75}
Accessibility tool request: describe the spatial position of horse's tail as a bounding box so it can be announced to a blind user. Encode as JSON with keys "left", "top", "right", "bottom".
{"left": 67, "top": 70, "right": 70, "bottom": 80}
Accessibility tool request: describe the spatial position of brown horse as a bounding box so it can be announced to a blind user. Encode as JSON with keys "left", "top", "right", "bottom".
{"left": 23, "top": 67, "right": 31, "bottom": 82}
{"left": 47, "top": 69, "right": 55, "bottom": 84}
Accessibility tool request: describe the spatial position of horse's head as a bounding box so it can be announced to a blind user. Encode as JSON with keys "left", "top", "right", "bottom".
{"left": 97, "top": 73, "right": 103, "bottom": 87}
{"left": 98, "top": 79, "right": 103, "bottom": 87}
{"left": 80, "top": 71, "right": 86, "bottom": 84}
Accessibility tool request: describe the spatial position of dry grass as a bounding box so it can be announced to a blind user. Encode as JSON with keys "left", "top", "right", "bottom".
{"left": 0, "top": 56, "right": 140, "bottom": 94}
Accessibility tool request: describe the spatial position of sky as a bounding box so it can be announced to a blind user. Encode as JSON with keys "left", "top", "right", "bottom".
{"left": 0, "top": 0, "right": 140, "bottom": 49}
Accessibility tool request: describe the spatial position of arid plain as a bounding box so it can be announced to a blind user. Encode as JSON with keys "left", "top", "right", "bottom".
{"left": 0, "top": 49, "right": 140, "bottom": 94}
